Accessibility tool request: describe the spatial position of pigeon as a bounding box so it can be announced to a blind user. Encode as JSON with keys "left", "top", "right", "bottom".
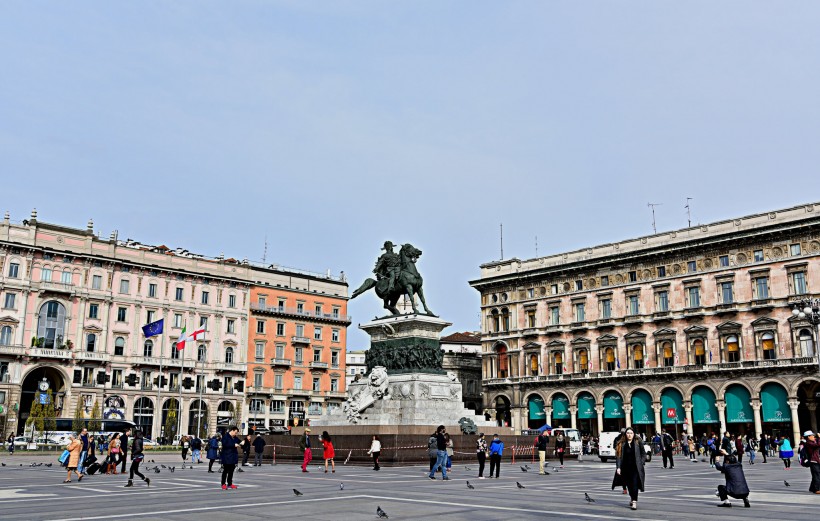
{"left": 1, "top": 463, "right": 5, "bottom": 466}
{"left": 543, "top": 470, "right": 551, "bottom": 475}
{"left": 340, "top": 482, "right": 344, "bottom": 490}
{"left": 377, "top": 506, "right": 389, "bottom": 519}
{"left": 293, "top": 489, "right": 303, "bottom": 496}
{"left": 160, "top": 465, "right": 167, "bottom": 469}
{"left": 516, "top": 481, "right": 526, "bottom": 489}
{"left": 466, "top": 481, "right": 475, "bottom": 489}
{"left": 520, "top": 466, "right": 528, "bottom": 473}
{"left": 584, "top": 493, "right": 595, "bottom": 503}
{"left": 170, "top": 466, "right": 175, "bottom": 473}
{"left": 237, "top": 467, "right": 244, "bottom": 473}
{"left": 46, "top": 463, "right": 52, "bottom": 467}
{"left": 784, "top": 480, "right": 790, "bottom": 487}
{"left": 524, "top": 464, "right": 531, "bottom": 469}
{"left": 464, "top": 466, "right": 471, "bottom": 471}
{"left": 154, "top": 468, "right": 160, "bottom": 473}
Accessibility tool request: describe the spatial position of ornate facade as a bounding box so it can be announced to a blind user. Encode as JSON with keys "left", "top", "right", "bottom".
{"left": 470, "top": 203, "right": 820, "bottom": 444}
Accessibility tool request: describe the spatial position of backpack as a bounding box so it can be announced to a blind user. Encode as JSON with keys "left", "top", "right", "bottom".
{"left": 798, "top": 446, "right": 811, "bottom": 468}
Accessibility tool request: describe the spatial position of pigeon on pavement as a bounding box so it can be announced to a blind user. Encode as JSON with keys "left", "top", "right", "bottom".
{"left": 154, "top": 468, "right": 160, "bottom": 473}
{"left": 516, "top": 482, "right": 526, "bottom": 489}
{"left": 784, "top": 480, "right": 790, "bottom": 487}
{"left": 1, "top": 463, "right": 5, "bottom": 467}
{"left": 464, "top": 466, "right": 471, "bottom": 471}
{"left": 170, "top": 466, "right": 175, "bottom": 473}
{"left": 520, "top": 466, "right": 528, "bottom": 472}
{"left": 237, "top": 467, "right": 244, "bottom": 473}
{"left": 340, "top": 483, "right": 344, "bottom": 490}
{"left": 466, "top": 481, "right": 475, "bottom": 489}
{"left": 46, "top": 463, "right": 52, "bottom": 467}
{"left": 584, "top": 493, "right": 595, "bottom": 503}
{"left": 293, "top": 489, "right": 303, "bottom": 496}
{"left": 377, "top": 506, "right": 389, "bottom": 519}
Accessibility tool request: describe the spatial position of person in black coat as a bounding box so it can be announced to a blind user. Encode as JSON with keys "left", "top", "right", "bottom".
{"left": 220, "top": 426, "right": 240, "bottom": 489}
{"left": 252, "top": 434, "right": 266, "bottom": 467}
{"left": 241, "top": 434, "right": 252, "bottom": 466}
{"left": 660, "top": 429, "right": 675, "bottom": 469}
{"left": 715, "top": 455, "right": 750, "bottom": 508}
{"left": 613, "top": 427, "right": 646, "bottom": 511}
{"left": 758, "top": 434, "right": 768, "bottom": 463}
{"left": 124, "top": 430, "right": 150, "bottom": 488}
{"left": 119, "top": 429, "right": 130, "bottom": 473}
{"left": 206, "top": 434, "right": 220, "bottom": 473}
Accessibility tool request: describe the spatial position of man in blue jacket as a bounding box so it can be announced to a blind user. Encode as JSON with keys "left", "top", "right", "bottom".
{"left": 489, "top": 434, "right": 504, "bottom": 478}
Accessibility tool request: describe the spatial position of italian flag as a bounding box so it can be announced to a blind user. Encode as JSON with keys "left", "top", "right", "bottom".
{"left": 175, "top": 326, "right": 205, "bottom": 351}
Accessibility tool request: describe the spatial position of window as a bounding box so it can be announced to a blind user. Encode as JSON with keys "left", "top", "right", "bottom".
{"left": 656, "top": 291, "right": 669, "bottom": 312}
{"left": 290, "top": 400, "right": 305, "bottom": 413}
{"left": 114, "top": 337, "right": 125, "bottom": 356}
{"left": 799, "top": 329, "right": 815, "bottom": 357}
{"left": 3, "top": 293, "right": 15, "bottom": 309}
{"left": 295, "top": 348, "right": 304, "bottom": 364}
{"left": 296, "top": 302, "right": 304, "bottom": 313}
{"left": 632, "top": 345, "right": 644, "bottom": 369}
{"left": 790, "top": 243, "right": 801, "bottom": 256}
{"left": 225, "top": 347, "right": 234, "bottom": 364}
{"left": 490, "top": 310, "right": 500, "bottom": 332}
{"left": 148, "top": 283, "right": 157, "bottom": 298}
{"left": 600, "top": 276, "right": 609, "bottom": 287}
{"left": 249, "top": 397, "right": 264, "bottom": 412}
{"left": 551, "top": 284, "right": 559, "bottom": 294}
{"left": 175, "top": 287, "right": 184, "bottom": 301}
{"left": 143, "top": 340, "right": 153, "bottom": 357}
{"left": 274, "top": 374, "right": 283, "bottom": 390}
{"left": 197, "top": 345, "right": 207, "bottom": 362}
{"left": 256, "top": 320, "right": 265, "bottom": 334}
{"left": 331, "top": 306, "right": 339, "bottom": 317}
{"left": 119, "top": 279, "right": 130, "bottom": 294}
{"left": 223, "top": 376, "right": 233, "bottom": 393}
{"left": 501, "top": 309, "right": 510, "bottom": 331}
{"left": 294, "top": 375, "right": 303, "bottom": 390}
{"left": 791, "top": 272, "right": 807, "bottom": 295}
{"left": 195, "top": 375, "right": 205, "bottom": 392}
{"left": 253, "top": 373, "right": 263, "bottom": 388}
{"left": 199, "top": 316, "right": 208, "bottom": 330}
{"left": 86, "top": 303, "right": 98, "bottom": 319}
{"left": 270, "top": 399, "right": 284, "bottom": 412}
{"left": 275, "top": 344, "right": 285, "bottom": 359}
{"left": 662, "top": 341, "right": 674, "bottom": 367}
{"left": 628, "top": 271, "right": 637, "bottom": 282}
{"left": 575, "top": 280, "right": 583, "bottom": 291}
{"left": 549, "top": 306, "right": 560, "bottom": 325}
{"left": 726, "top": 335, "right": 740, "bottom": 362}
{"left": 719, "top": 255, "right": 729, "bottom": 267}
{"left": 227, "top": 319, "right": 235, "bottom": 334}
{"left": 578, "top": 349, "right": 589, "bottom": 374}
{"left": 141, "top": 371, "right": 152, "bottom": 390}
{"left": 112, "top": 369, "right": 123, "bottom": 387}
{"left": 526, "top": 310, "right": 536, "bottom": 328}
{"left": 121, "top": 266, "right": 130, "bottom": 273}
{"left": 527, "top": 288, "right": 534, "bottom": 298}
{"left": 693, "top": 339, "right": 706, "bottom": 365}
{"left": 146, "top": 310, "right": 155, "bottom": 324}
{"left": 331, "top": 351, "right": 339, "bottom": 367}
{"left": 174, "top": 314, "right": 183, "bottom": 328}
{"left": 721, "top": 282, "right": 734, "bottom": 304}
{"left": 754, "top": 249, "right": 764, "bottom": 262}
{"left": 605, "top": 348, "right": 616, "bottom": 371}
{"left": 553, "top": 352, "right": 563, "bottom": 374}
{"left": 315, "top": 304, "right": 322, "bottom": 315}
{"left": 171, "top": 346, "right": 180, "bottom": 359}
{"left": 314, "top": 327, "right": 322, "bottom": 340}
{"left": 574, "top": 302, "right": 585, "bottom": 322}
{"left": 600, "top": 299, "right": 611, "bottom": 319}
{"left": 228, "top": 294, "right": 236, "bottom": 308}
{"left": 685, "top": 261, "right": 696, "bottom": 273}
{"left": 255, "top": 342, "right": 265, "bottom": 361}
{"left": 0, "top": 326, "right": 12, "bottom": 345}
{"left": 754, "top": 277, "right": 769, "bottom": 299}
{"left": 657, "top": 266, "right": 666, "bottom": 277}
{"left": 117, "top": 307, "right": 127, "bottom": 322}
{"left": 169, "top": 373, "right": 179, "bottom": 391}
{"left": 201, "top": 291, "right": 209, "bottom": 305}
{"left": 295, "top": 324, "right": 304, "bottom": 337}
{"left": 687, "top": 287, "right": 700, "bottom": 308}
{"left": 7, "top": 262, "right": 19, "bottom": 278}
{"left": 529, "top": 354, "right": 539, "bottom": 375}
{"left": 41, "top": 267, "right": 52, "bottom": 281}
{"left": 276, "top": 323, "right": 285, "bottom": 336}
{"left": 330, "top": 378, "right": 338, "bottom": 392}
{"left": 37, "top": 301, "right": 67, "bottom": 349}
{"left": 761, "top": 332, "right": 776, "bottom": 360}
{"left": 332, "top": 329, "right": 340, "bottom": 342}
{"left": 312, "top": 377, "right": 320, "bottom": 391}
{"left": 61, "top": 270, "right": 71, "bottom": 284}
{"left": 628, "top": 295, "right": 639, "bottom": 315}
{"left": 496, "top": 345, "right": 508, "bottom": 378}
{"left": 82, "top": 367, "right": 94, "bottom": 386}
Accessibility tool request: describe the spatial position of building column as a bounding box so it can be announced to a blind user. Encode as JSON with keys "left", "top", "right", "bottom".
{"left": 545, "top": 407, "right": 553, "bottom": 429}
{"left": 808, "top": 403, "right": 818, "bottom": 433}
{"left": 716, "top": 401, "right": 726, "bottom": 436}
{"left": 569, "top": 406, "right": 578, "bottom": 430}
{"left": 788, "top": 399, "right": 801, "bottom": 445}
{"left": 511, "top": 405, "right": 524, "bottom": 432}
{"left": 595, "top": 405, "right": 604, "bottom": 435}
{"left": 623, "top": 404, "right": 633, "bottom": 428}
{"left": 751, "top": 399, "right": 763, "bottom": 438}
{"left": 684, "top": 404, "right": 693, "bottom": 435}
{"left": 653, "top": 403, "right": 662, "bottom": 434}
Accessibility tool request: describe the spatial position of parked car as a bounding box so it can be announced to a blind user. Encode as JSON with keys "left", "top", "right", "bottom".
{"left": 598, "top": 431, "right": 652, "bottom": 463}
{"left": 12, "top": 436, "right": 31, "bottom": 447}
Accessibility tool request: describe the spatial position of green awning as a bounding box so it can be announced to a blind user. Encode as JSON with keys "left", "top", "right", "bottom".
{"left": 631, "top": 390, "right": 654, "bottom": 424}
{"left": 577, "top": 393, "right": 596, "bottom": 419}
{"left": 725, "top": 385, "right": 753, "bottom": 423}
{"left": 661, "top": 389, "right": 684, "bottom": 424}
{"left": 603, "top": 392, "right": 624, "bottom": 419}
{"left": 692, "top": 386, "right": 719, "bottom": 424}
{"left": 552, "top": 394, "right": 570, "bottom": 420}
{"left": 761, "top": 383, "right": 791, "bottom": 422}
{"left": 528, "top": 396, "right": 546, "bottom": 420}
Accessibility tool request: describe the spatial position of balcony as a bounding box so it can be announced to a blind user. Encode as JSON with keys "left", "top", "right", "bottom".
{"left": 522, "top": 328, "right": 538, "bottom": 337}
{"left": 310, "top": 361, "right": 329, "bottom": 370}
{"left": 214, "top": 361, "right": 245, "bottom": 372}
{"left": 74, "top": 351, "right": 110, "bottom": 363}
{"left": 751, "top": 298, "right": 774, "bottom": 309}
{"left": 290, "top": 388, "right": 312, "bottom": 397}
{"left": 247, "top": 385, "right": 277, "bottom": 395}
{"left": 250, "top": 303, "right": 352, "bottom": 325}
{"left": 544, "top": 325, "right": 561, "bottom": 334}
{"left": 292, "top": 336, "right": 311, "bottom": 345}
{"left": 715, "top": 302, "right": 738, "bottom": 314}
{"left": 29, "top": 348, "right": 72, "bottom": 360}
{"left": 623, "top": 314, "right": 643, "bottom": 325}
{"left": 682, "top": 307, "right": 704, "bottom": 317}
{"left": 270, "top": 358, "right": 292, "bottom": 367}
{"left": 652, "top": 311, "right": 671, "bottom": 322}
{"left": 37, "top": 281, "right": 76, "bottom": 295}
{"left": 596, "top": 318, "right": 613, "bottom": 327}
{"left": 131, "top": 356, "right": 183, "bottom": 368}
{"left": 323, "top": 391, "right": 346, "bottom": 399}
{"left": 0, "top": 344, "right": 25, "bottom": 357}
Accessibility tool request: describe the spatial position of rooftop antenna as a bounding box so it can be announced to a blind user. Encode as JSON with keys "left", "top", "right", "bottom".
{"left": 262, "top": 232, "right": 268, "bottom": 263}
{"left": 648, "top": 203, "right": 662, "bottom": 234}
{"left": 500, "top": 223, "right": 504, "bottom": 260}
{"left": 685, "top": 198, "right": 693, "bottom": 227}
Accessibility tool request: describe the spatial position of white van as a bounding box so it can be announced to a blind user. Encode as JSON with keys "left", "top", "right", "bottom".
{"left": 598, "top": 431, "right": 652, "bottom": 463}
{"left": 546, "top": 428, "right": 582, "bottom": 456}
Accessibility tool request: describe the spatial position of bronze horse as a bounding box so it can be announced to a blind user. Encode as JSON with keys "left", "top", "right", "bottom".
{"left": 350, "top": 243, "right": 436, "bottom": 316}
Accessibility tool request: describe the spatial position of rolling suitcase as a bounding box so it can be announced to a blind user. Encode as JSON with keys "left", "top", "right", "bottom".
{"left": 85, "top": 462, "right": 102, "bottom": 475}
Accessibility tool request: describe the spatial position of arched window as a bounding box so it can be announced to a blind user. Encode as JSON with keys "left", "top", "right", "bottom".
{"left": 133, "top": 397, "right": 154, "bottom": 437}
{"left": 197, "top": 344, "right": 207, "bottom": 362}
{"left": 605, "top": 348, "right": 615, "bottom": 371}
{"left": 37, "top": 301, "right": 66, "bottom": 349}
{"left": 761, "top": 332, "right": 776, "bottom": 360}
{"left": 501, "top": 308, "right": 510, "bottom": 332}
{"left": 496, "top": 345, "right": 508, "bottom": 378}
{"left": 0, "top": 326, "right": 11, "bottom": 345}
{"left": 726, "top": 335, "right": 740, "bottom": 362}
{"left": 171, "top": 345, "right": 181, "bottom": 359}
{"left": 61, "top": 269, "right": 72, "bottom": 284}
{"left": 144, "top": 339, "right": 153, "bottom": 357}
{"left": 553, "top": 352, "right": 563, "bottom": 374}
{"left": 86, "top": 333, "right": 96, "bottom": 352}
{"left": 693, "top": 339, "right": 705, "bottom": 365}
{"left": 799, "top": 329, "right": 815, "bottom": 357}
{"left": 632, "top": 344, "right": 644, "bottom": 369}
{"left": 225, "top": 347, "right": 234, "bottom": 364}
{"left": 579, "top": 349, "right": 589, "bottom": 374}
{"left": 490, "top": 310, "right": 500, "bottom": 333}
{"left": 114, "top": 336, "right": 125, "bottom": 356}
{"left": 662, "top": 341, "right": 674, "bottom": 367}
{"left": 529, "top": 354, "right": 539, "bottom": 375}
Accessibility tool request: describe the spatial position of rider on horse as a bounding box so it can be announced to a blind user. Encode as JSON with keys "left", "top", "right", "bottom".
{"left": 374, "top": 241, "right": 401, "bottom": 293}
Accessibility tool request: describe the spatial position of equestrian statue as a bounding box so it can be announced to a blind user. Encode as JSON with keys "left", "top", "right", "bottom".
{"left": 350, "top": 241, "right": 436, "bottom": 316}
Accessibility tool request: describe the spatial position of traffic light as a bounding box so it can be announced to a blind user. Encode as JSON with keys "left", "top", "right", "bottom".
{"left": 182, "top": 377, "right": 194, "bottom": 390}
{"left": 96, "top": 372, "right": 110, "bottom": 385}
{"left": 233, "top": 380, "right": 244, "bottom": 392}
{"left": 207, "top": 379, "right": 222, "bottom": 391}
{"left": 153, "top": 376, "right": 169, "bottom": 387}
{"left": 125, "top": 374, "right": 139, "bottom": 386}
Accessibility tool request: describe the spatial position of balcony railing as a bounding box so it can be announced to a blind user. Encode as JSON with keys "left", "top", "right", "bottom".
{"left": 484, "top": 357, "right": 818, "bottom": 386}
{"left": 310, "top": 361, "right": 329, "bottom": 369}
{"left": 30, "top": 348, "right": 72, "bottom": 360}
{"left": 292, "top": 336, "right": 311, "bottom": 344}
{"left": 250, "top": 304, "right": 352, "bottom": 323}
{"left": 214, "top": 361, "right": 245, "bottom": 372}
{"left": 75, "top": 351, "right": 110, "bottom": 362}
{"left": 37, "top": 281, "right": 76, "bottom": 294}
{"left": 270, "top": 358, "right": 292, "bottom": 367}
{"left": 131, "top": 356, "right": 184, "bottom": 368}
{"left": 0, "top": 344, "right": 26, "bottom": 356}
{"left": 247, "top": 385, "right": 277, "bottom": 395}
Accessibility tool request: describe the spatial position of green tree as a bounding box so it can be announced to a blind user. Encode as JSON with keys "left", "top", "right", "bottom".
{"left": 42, "top": 390, "right": 57, "bottom": 440}
{"left": 72, "top": 400, "right": 84, "bottom": 433}
{"left": 88, "top": 401, "right": 101, "bottom": 434}
{"left": 163, "top": 401, "right": 178, "bottom": 441}
{"left": 26, "top": 399, "right": 44, "bottom": 437}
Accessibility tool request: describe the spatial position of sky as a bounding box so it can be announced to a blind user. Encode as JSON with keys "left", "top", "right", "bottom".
{"left": 2, "top": 2, "right": 820, "bottom": 349}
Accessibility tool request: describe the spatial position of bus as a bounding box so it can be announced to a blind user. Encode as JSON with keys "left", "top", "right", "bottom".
{"left": 37, "top": 418, "right": 137, "bottom": 445}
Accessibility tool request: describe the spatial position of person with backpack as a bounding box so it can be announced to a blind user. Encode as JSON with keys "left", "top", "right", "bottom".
{"left": 714, "top": 454, "right": 751, "bottom": 508}
{"left": 253, "top": 433, "right": 267, "bottom": 467}
{"left": 660, "top": 430, "right": 675, "bottom": 469}
{"left": 707, "top": 435, "right": 718, "bottom": 467}
{"left": 427, "top": 431, "right": 438, "bottom": 473}
{"left": 190, "top": 435, "right": 203, "bottom": 464}
{"left": 745, "top": 435, "right": 756, "bottom": 465}
{"left": 800, "top": 430, "right": 820, "bottom": 493}
{"left": 206, "top": 434, "right": 220, "bottom": 473}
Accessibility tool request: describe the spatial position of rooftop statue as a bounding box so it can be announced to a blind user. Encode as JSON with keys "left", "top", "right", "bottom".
{"left": 351, "top": 241, "right": 436, "bottom": 316}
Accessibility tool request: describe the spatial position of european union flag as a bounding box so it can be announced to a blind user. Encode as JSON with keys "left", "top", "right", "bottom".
{"left": 142, "top": 319, "right": 164, "bottom": 338}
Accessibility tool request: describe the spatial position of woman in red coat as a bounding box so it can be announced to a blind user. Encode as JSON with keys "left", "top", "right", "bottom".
{"left": 321, "top": 431, "right": 336, "bottom": 473}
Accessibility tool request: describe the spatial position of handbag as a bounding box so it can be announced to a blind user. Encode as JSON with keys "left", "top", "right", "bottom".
{"left": 58, "top": 449, "right": 70, "bottom": 465}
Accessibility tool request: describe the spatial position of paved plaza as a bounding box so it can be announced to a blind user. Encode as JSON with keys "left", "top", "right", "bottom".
{"left": 0, "top": 453, "right": 817, "bottom": 520}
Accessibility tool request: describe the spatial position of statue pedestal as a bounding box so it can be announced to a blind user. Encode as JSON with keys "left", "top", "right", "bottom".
{"left": 313, "top": 314, "right": 494, "bottom": 430}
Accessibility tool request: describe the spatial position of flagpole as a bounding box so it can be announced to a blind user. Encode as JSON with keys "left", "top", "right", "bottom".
{"left": 156, "top": 330, "right": 164, "bottom": 443}
{"left": 177, "top": 334, "right": 185, "bottom": 437}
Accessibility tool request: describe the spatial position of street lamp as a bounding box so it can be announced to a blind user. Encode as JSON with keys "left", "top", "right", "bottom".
{"left": 791, "top": 297, "right": 820, "bottom": 374}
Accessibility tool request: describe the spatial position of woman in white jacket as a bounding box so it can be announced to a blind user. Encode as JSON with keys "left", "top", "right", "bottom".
{"left": 367, "top": 435, "right": 382, "bottom": 471}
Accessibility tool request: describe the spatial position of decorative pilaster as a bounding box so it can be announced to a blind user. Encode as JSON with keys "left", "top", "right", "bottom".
{"left": 684, "top": 403, "right": 693, "bottom": 434}
{"left": 716, "top": 401, "right": 727, "bottom": 435}
{"left": 788, "top": 399, "right": 801, "bottom": 445}
{"left": 751, "top": 399, "right": 763, "bottom": 438}
{"left": 569, "top": 405, "right": 578, "bottom": 430}
{"left": 623, "top": 404, "right": 633, "bottom": 428}
{"left": 596, "top": 405, "right": 604, "bottom": 434}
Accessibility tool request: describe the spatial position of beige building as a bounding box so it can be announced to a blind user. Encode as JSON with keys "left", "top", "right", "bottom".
{"left": 470, "top": 203, "right": 820, "bottom": 444}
